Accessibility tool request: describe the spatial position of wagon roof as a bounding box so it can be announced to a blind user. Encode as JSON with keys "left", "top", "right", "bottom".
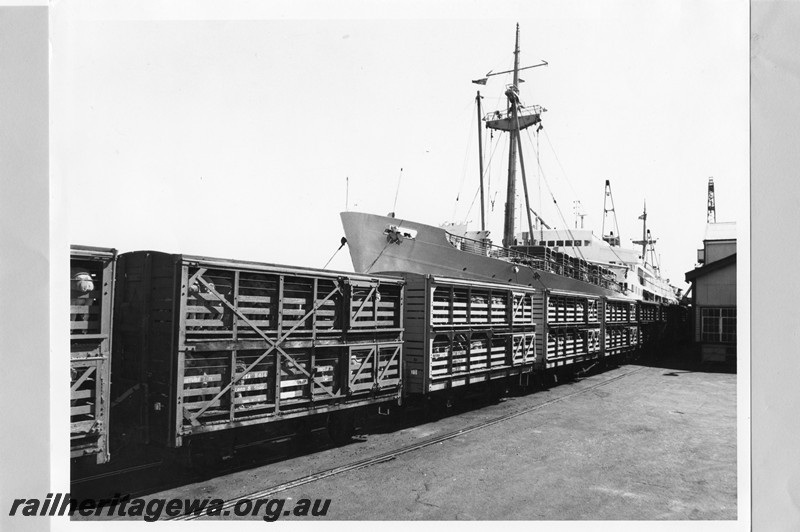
{"left": 123, "top": 250, "right": 405, "bottom": 286}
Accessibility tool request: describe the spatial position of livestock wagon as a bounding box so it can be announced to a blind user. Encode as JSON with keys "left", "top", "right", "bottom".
{"left": 400, "top": 273, "right": 538, "bottom": 396}
{"left": 70, "top": 245, "right": 116, "bottom": 463}
{"left": 637, "top": 301, "right": 667, "bottom": 351}
{"left": 112, "top": 251, "right": 404, "bottom": 450}
{"left": 532, "top": 289, "right": 603, "bottom": 371}
{"left": 601, "top": 296, "right": 640, "bottom": 360}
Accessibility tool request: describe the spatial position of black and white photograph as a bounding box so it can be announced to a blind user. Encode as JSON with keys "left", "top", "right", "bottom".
{"left": 7, "top": 0, "right": 799, "bottom": 529}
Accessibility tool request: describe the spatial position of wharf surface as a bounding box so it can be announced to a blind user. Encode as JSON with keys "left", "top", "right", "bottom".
{"left": 102, "top": 361, "right": 738, "bottom": 522}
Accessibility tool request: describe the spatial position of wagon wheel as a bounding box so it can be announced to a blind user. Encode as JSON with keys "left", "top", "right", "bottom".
{"left": 188, "top": 435, "right": 234, "bottom": 471}
{"left": 188, "top": 444, "right": 224, "bottom": 471}
{"left": 327, "top": 411, "right": 356, "bottom": 444}
{"left": 289, "top": 419, "right": 316, "bottom": 452}
{"left": 533, "top": 371, "right": 550, "bottom": 391}
{"left": 489, "top": 381, "right": 510, "bottom": 403}
{"left": 426, "top": 395, "right": 453, "bottom": 421}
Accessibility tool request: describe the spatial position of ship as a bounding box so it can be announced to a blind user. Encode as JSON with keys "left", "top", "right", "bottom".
{"left": 522, "top": 181, "right": 680, "bottom": 303}
{"left": 340, "top": 25, "right": 679, "bottom": 303}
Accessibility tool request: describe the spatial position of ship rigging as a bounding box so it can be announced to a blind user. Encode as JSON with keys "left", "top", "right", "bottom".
{"left": 340, "top": 24, "right": 678, "bottom": 303}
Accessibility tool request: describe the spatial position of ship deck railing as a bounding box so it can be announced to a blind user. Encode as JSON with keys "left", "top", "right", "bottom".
{"left": 484, "top": 104, "right": 545, "bottom": 123}
{"left": 445, "top": 232, "right": 622, "bottom": 292}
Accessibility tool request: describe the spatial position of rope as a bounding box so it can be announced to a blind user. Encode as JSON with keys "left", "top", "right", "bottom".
{"left": 541, "top": 127, "right": 582, "bottom": 205}
{"left": 485, "top": 129, "right": 504, "bottom": 212}
{"left": 392, "top": 168, "right": 403, "bottom": 215}
{"left": 365, "top": 240, "right": 392, "bottom": 273}
{"left": 537, "top": 127, "right": 543, "bottom": 242}
{"left": 522, "top": 128, "right": 587, "bottom": 263}
{"left": 363, "top": 216, "right": 407, "bottom": 273}
{"left": 523, "top": 127, "right": 630, "bottom": 274}
{"left": 322, "top": 237, "right": 348, "bottom": 269}
{"left": 464, "top": 183, "right": 482, "bottom": 222}
{"left": 465, "top": 131, "right": 504, "bottom": 223}
{"left": 452, "top": 105, "right": 479, "bottom": 220}
{"left": 537, "top": 127, "right": 629, "bottom": 269}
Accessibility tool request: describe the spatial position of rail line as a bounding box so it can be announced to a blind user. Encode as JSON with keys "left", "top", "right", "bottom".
{"left": 71, "top": 461, "right": 164, "bottom": 485}
{"left": 171, "top": 365, "right": 645, "bottom": 521}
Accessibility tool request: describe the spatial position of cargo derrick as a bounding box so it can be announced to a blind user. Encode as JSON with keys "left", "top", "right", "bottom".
{"left": 70, "top": 245, "right": 117, "bottom": 464}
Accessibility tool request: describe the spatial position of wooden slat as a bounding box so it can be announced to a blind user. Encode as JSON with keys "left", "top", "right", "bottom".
{"left": 280, "top": 375, "right": 334, "bottom": 388}
{"left": 70, "top": 305, "right": 100, "bottom": 314}
{"left": 186, "top": 319, "right": 225, "bottom": 327}
{"left": 70, "top": 293, "right": 100, "bottom": 304}
{"left": 280, "top": 319, "right": 308, "bottom": 326}
{"left": 186, "top": 305, "right": 219, "bottom": 314}
{"left": 70, "top": 321, "right": 99, "bottom": 330}
{"left": 71, "top": 389, "right": 93, "bottom": 400}
{"left": 183, "top": 373, "right": 222, "bottom": 384}
{"left": 183, "top": 386, "right": 222, "bottom": 397}
{"left": 235, "top": 319, "right": 271, "bottom": 327}
{"left": 237, "top": 307, "right": 271, "bottom": 315}
{"left": 191, "top": 292, "right": 227, "bottom": 302}
{"left": 183, "top": 399, "right": 222, "bottom": 411}
{"left": 308, "top": 309, "right": 336, "bottom": 316}
{"left": 235, "top": 394, "right": 269, "bottom": 404}
{"left": 237, "top": 370, "right": 270, "bottom": 380}
{"left": 237, "top": 294, "right": 272, "bottom": 303}
{"left": 70, "top": 420, "right": 96, "bottom": 434}
{"left": 234, "top": 382, "right": 269, "bottom": 392}
{"left": 282, "top": 308, "right": 310, "bottom": 316}
{"left": 368, "top": 310, "right": 397, "bottom": 317}
{"left": 71, "top": 404, "right": 94, "bottom": 416}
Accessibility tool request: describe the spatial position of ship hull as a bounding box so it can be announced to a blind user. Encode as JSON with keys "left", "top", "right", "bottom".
{"left": 341, "top": 212, "right": 628, "bottom": 298}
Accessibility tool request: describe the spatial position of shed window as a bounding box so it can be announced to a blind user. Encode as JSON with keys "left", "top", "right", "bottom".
{"left": 700, "top": 307, "right": 736, "bottom": 343}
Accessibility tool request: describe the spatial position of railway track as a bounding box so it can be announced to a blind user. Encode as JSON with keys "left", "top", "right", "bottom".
{"left": 71, "top": 461, "right": 164, "bottom": 486}
{"left": 71, "top": 432, "right": 333, "bottom": 500}
{"left": 170, "top": 365, "right": 645, "bottom": 521}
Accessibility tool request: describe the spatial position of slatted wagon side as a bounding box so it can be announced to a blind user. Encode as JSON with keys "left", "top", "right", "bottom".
{"left": 637, "top": 301, "right": 668, "bottom": 353}
{"left": 601, "top": 296, "right": 639, "bottom": 360}
{"left": 113, "top": 251, "right": 403, "bottom": 448}
{"left": 662, "top": 303, "right": 691, "bottom": 346}
{"left": 532, "top": 289, "right": 602, "bottom": 371}
{"left": 70, "top": 245, "right": 116, "bottom": 463}
{"left": 402, "top": 274, "right": 537, "bottom": 395}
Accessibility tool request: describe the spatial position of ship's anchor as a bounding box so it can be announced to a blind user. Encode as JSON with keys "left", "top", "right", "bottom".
{"left": 385, "top": 225, "right": 403, "bottom": 245}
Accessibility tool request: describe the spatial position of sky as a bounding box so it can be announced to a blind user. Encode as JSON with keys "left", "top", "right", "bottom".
{"left": 51, "top": 0, "right": 749, "bottom": 291}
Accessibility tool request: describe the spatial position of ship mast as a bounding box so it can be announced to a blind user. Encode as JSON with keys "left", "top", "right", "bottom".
{"left": 639, "top": 201, "right": 647, "bottom": 260}
{"left": 502, "top": 25, "right": 522, "bottom": 248}
{"left": 476, "top": 25, "right": 547, "bottom": 248}
{"left": 476, "top": 91, "right": 486, "bottom": 231}
{"left": 632, "top": 200, "right": 652, "bottom": 265}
